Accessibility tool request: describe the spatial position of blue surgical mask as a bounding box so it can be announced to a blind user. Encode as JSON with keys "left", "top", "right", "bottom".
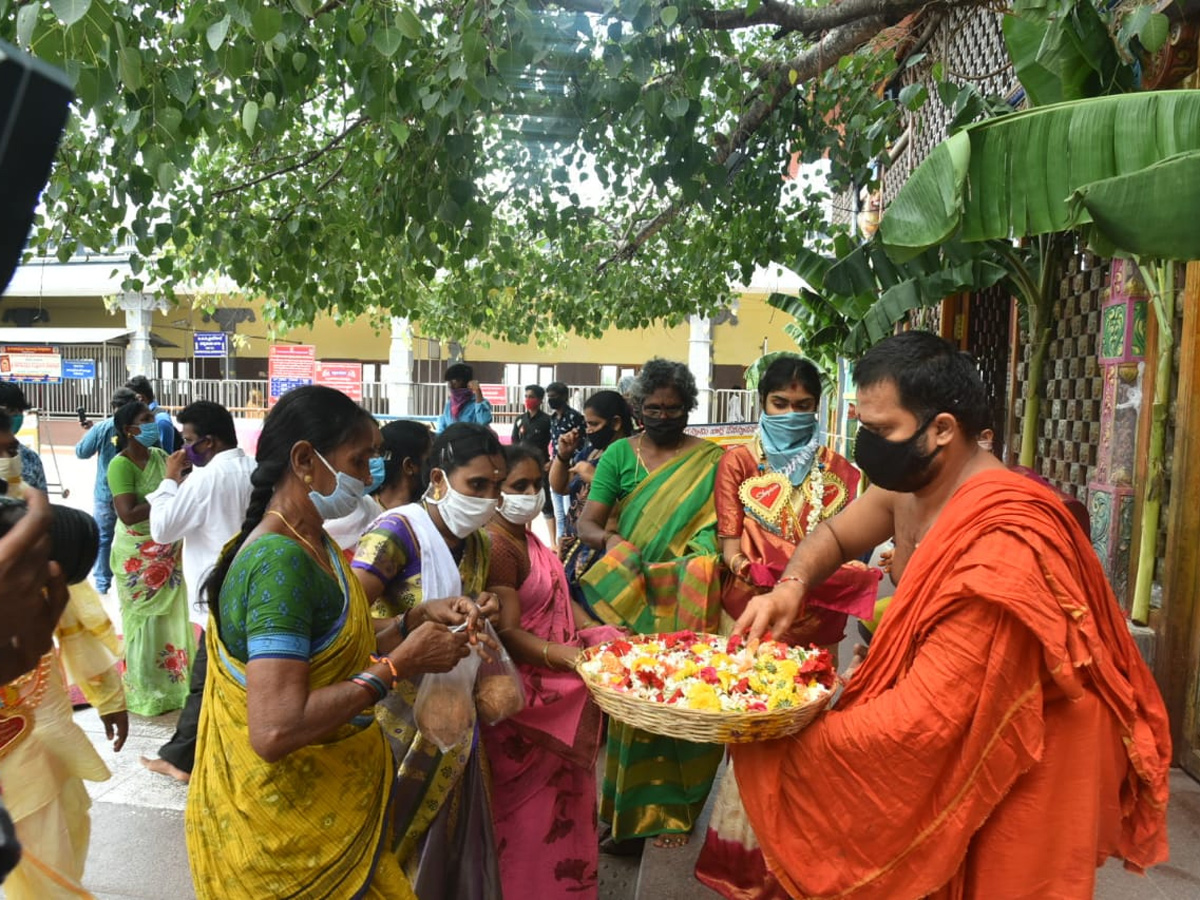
{"left": 9, "top": 413, "right": 23, "bottom": 435}
{"left": 368, "top": 456, "right": 387, "bottom": 494}
{"left": 759, "top": 411, "right": 820, "bottom": 485}
{"left": 134, "top": 421, "right": 160, "bottom": 448}
{"left": 309, "top": 450, "right": 367, "bottom": 519}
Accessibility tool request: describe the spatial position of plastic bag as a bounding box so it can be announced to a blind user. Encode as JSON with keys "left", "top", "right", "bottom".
{"left": 414, "top": 649, "right": 480, "bottom": 752}
{"left": 473, "top": 619, "right": 526, "bottom": 726}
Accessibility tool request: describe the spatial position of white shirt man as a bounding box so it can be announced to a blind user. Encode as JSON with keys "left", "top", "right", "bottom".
{"left": 146, "top": 407, "right": 254, "bottom": 626}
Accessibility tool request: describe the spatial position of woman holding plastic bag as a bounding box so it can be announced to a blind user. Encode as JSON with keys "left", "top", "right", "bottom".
{"left": 352, "top": 422, "right": 505, "bottom": 899}
{"left": 484, "top": 443, "right": 623, "bottom": 899}
{"left": 185, "top": 386, "right": 470, "bottom": 900}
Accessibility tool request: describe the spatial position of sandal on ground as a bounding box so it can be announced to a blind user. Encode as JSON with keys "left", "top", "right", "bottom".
{"left": 651, "top": 832, "right": 691, "bottom": 849}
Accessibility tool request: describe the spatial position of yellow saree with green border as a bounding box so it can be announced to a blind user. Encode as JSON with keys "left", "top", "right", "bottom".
{"left": 185, "top": 540, "right": 411, "bottom": 899}
{"left": 581, "top": 439, "right": 726, "bottom": 840}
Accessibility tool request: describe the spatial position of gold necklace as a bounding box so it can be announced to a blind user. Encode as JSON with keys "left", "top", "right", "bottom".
{"left": 267, "top": 510, "right": 334, "bottom": 575}
{"left": 635, "top": 435, "right": 681, "bottom": 476}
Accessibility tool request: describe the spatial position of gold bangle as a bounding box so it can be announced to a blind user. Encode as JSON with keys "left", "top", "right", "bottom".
{"left": 542, "top": 642, "right": 552, "bottom": 669}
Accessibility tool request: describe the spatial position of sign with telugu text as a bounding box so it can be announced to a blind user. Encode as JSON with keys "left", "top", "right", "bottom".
{"left": 62, "top": 358, "right": 96, "bottom": 379}
{"left": 480, "top": 384, "right": 508, "bottom": 405}
{"left": 267, "top": 344, "right": 316, "bottom": 405}
{"left": 0, "top": 346, "right": 62, "bottom": 383}
{"left": 193, "top": 331, "right": 229, "bottom": 358}
{"left": 315, "top": 362, "right": 363, "bottom": 402}
{"left": 685, "top": 421, "right": 757, "bottom": 448}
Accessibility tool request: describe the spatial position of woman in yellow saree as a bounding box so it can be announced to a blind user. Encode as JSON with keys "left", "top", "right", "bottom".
{"left": 577, "top": 358, "right": 725, "bottom": 852}
{"left": 185, "top": 387, "right": 471, "bottom": 899}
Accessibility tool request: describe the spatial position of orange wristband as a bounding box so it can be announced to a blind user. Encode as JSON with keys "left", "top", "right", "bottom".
{"left": 370, "top": 654, "right": 398, "bottom": 688}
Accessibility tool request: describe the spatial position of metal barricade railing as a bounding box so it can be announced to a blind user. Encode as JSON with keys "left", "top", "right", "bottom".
{"left": 711, "top": 389, "right": 758, "bottom": 423}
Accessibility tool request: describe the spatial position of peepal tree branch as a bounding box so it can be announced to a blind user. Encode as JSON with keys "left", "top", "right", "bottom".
{"left": 598, "top": 16, "right": 889, "bottom": 271}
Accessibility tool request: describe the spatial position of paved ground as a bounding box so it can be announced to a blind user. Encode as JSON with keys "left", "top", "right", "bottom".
{"left": 7, "top": 445, "right": 1200, "bottom": 899}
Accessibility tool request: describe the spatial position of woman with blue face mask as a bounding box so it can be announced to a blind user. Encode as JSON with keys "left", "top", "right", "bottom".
{"left": 107, "top": 400, "right": 192, "bottom": 716}
{"left": 187, "top": 386, "right": 470, "bottom": 899}
{"left": 694, "top": 355, "right": 879, "bottom": 900}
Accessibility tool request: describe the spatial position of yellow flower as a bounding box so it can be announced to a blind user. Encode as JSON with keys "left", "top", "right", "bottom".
{"left": 685, "top": 682, "right": 723, "bottom": 711}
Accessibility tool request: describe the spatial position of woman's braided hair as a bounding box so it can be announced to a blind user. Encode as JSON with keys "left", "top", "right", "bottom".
{"left": 200, "top": 385, "right": 375, "bottom": 628}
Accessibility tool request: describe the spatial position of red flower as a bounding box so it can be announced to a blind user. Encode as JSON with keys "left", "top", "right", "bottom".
{"left": 663, "top": 630, "right": 697, "bottom": 649}
{"left": 123, "top": 557, "right": 143, "bottom": 574}
{"left": 142, "top": 561, "right": 172, "bottom": 590}
{"left": 635, "top": 668, "right": 664, "bottom": 690}
{"left": 798, "top": 648, "right": 836, "bottom": 688}
{"left": 734, "top": 677, "right": 750, "bottom": 694}
{"left": 725, "top": 633, "right": 745, "bottom": 654}
{"left": 608, "top": 640, "right": 633, "bottom": 657}
{"left": 699, "top": 666, "right": 721, "bottom": 685}
{"left": 667, "top": 688, "right": 684, "bottom": 704}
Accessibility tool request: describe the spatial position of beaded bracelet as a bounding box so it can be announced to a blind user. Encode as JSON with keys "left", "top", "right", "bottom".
{"left": 370, "top": 654, "right": 399, "bottom": 688}
{"left": 350, "top": 672, "right": 387, "bottom": 703}
{"left": 778, "top": 575, "right": 808, "bottom": 587}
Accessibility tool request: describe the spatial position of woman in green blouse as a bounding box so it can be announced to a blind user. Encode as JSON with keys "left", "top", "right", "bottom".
{"left": 108, "top": 400, "right": 191, "bottom": 716}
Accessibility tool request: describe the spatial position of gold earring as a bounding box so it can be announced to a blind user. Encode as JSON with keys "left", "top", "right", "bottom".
{"left": 303, "top": 474, "right": 313, "bottom": 485}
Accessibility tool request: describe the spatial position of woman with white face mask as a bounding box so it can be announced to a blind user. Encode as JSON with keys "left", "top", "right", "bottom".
{"left": 484, "top": 444, "right": 624, "bottom": 899}
{"left": 351, "top": 421, "right": 506, "bottom": 899}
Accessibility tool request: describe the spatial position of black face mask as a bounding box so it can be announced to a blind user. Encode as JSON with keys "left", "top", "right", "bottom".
{"left": 854, "top": 415, "right": 942, "bottom": 492}
{"left": 547, "top": 396, "right": 566, "bottom": 411}
{"left": 587, "top": 422, "right": 616, "bottom": 451}
{"left": 641, "top": 415, "right": 687, "bottom": 445}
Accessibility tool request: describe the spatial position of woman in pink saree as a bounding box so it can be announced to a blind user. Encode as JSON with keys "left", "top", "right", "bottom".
{"left": 484, "top": 444, "right": 622, "bottom": 899}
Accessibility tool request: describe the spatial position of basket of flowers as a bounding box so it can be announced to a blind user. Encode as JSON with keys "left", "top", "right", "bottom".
{"left": 576, "top": 630, "right": 836, "bottom": 744}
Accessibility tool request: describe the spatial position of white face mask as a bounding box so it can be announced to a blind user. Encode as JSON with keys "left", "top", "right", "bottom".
{"left": 499, "top": 491, "right": 542, "bottom": 526}
{"left": 0, "top": 455, "right": 20, "bottom": 482}
{"left": 426, "top": 471, "right": 497, "bottom": 538}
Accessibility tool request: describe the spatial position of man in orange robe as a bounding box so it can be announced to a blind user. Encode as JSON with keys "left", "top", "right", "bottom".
{"left": 734, "top": 331, "right": 1171, "bottom": 899}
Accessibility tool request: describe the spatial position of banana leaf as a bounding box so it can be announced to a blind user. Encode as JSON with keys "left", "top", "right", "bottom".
{"left": 1069, "top": 150, "right": 1200, "bottom": 260}
{"left": 880, "top": 90, "right": 1200, "bottom": 260}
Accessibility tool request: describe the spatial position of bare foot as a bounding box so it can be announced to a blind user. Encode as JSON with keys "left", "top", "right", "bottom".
{"left": 140, "top": 756, "right": 190, "bottom": 783}
{"left": 652, "top": 832, "right": 690, "bottom": 849}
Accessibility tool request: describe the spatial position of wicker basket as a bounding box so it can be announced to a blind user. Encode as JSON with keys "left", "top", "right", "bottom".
{"left": 576, "top": 636, "right": 834, "bottom": 744}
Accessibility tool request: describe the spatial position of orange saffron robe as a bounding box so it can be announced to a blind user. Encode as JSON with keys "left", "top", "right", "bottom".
{"left": 732, "top": 469, "right": 1171, "bottom": 900}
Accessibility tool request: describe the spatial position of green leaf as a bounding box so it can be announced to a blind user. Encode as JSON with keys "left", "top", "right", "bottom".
{"left": 348, "top": 20, "right": 367, "bottom": 45}
{"left": 1071, "top": 151, "right": 1200, "bottom": 260}
{"left": 882, "top": 91, "right": 1200, "bottom": 259}
{"left": 373, "top": 26, "right": 403, "bottom": 59}
{"left": 291, "top": 51, "right": 308, "bottom": 71}
{"left": 117, "top": 47, "right": 143, "bottom": 91}
{"left": 50, "top": 0, "right": 91, "bottom": 26}
{"left": 206, "top": 15, "right": 231, "bottom": 52}
{"left": 290, "top": 0, "right": 314, "bottom": 16}
{"left": 242, "top": 99, "right": 259, "bottom": 139}
{"left": 396, "top": 9, "right": 423, "bottom": 40}
{"left": 660, "top": 6, "right": 678, "bottom": 28}
{"left": 16, "top": 3, "right": 38, "bottom": 47}
{"left": 898, "top": 83, "right": 927, "bottom": 111}
{"left": 1139, "top": 13, "right": 1169, "bottom": 54}
{"left": 156, "top": 161, "right": 178, "bottom": 191}
{"left": 163, "top": 69, "right": 194, "bottom": 104}
{"left": 251, "top": 7, "right": 282, "bottom": 42}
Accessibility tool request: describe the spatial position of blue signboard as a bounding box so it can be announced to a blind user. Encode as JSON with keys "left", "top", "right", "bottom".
{"left": 269, "top": 376, "right": 311, "bottom": 400}
{"left": 63, "top": 359, "right": 96, "bottom": 379}
{"left": 193, "top": 331, "right": 229, "bottom": 358}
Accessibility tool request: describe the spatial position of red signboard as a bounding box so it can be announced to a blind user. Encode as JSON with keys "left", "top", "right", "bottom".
{"left": 480, "top": 383, "right": 508, "bottom": 405}
{"left": 268, "top": 344, "right": 316, "bottom": 405}
{"left": 315, "top": 361, "right": 363, "bottom": 402}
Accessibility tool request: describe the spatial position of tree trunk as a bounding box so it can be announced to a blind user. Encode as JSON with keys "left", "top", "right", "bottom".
{"left": 1019, "top": 324, "right": 1053, "bottom": 468}
{"left": 1131, "top": 261, "right": 1175, "bottom": 625}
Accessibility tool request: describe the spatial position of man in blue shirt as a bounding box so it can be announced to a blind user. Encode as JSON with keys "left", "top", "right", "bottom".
{"left": 0, "top": 382, "right": 47, "bottom": 491}
{"left": 75, "top": 386, "right": 138, "bottom": 594}
{"left": 125, "top": 375, "right": 176, "bottom": 451}
{"left": 434, "top": 363, "right": 493, "bottom": 433}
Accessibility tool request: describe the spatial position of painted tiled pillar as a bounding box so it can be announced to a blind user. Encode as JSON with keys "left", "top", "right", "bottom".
{"left": 1088, "top": 260, "right": 1148, "bottom": 611}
